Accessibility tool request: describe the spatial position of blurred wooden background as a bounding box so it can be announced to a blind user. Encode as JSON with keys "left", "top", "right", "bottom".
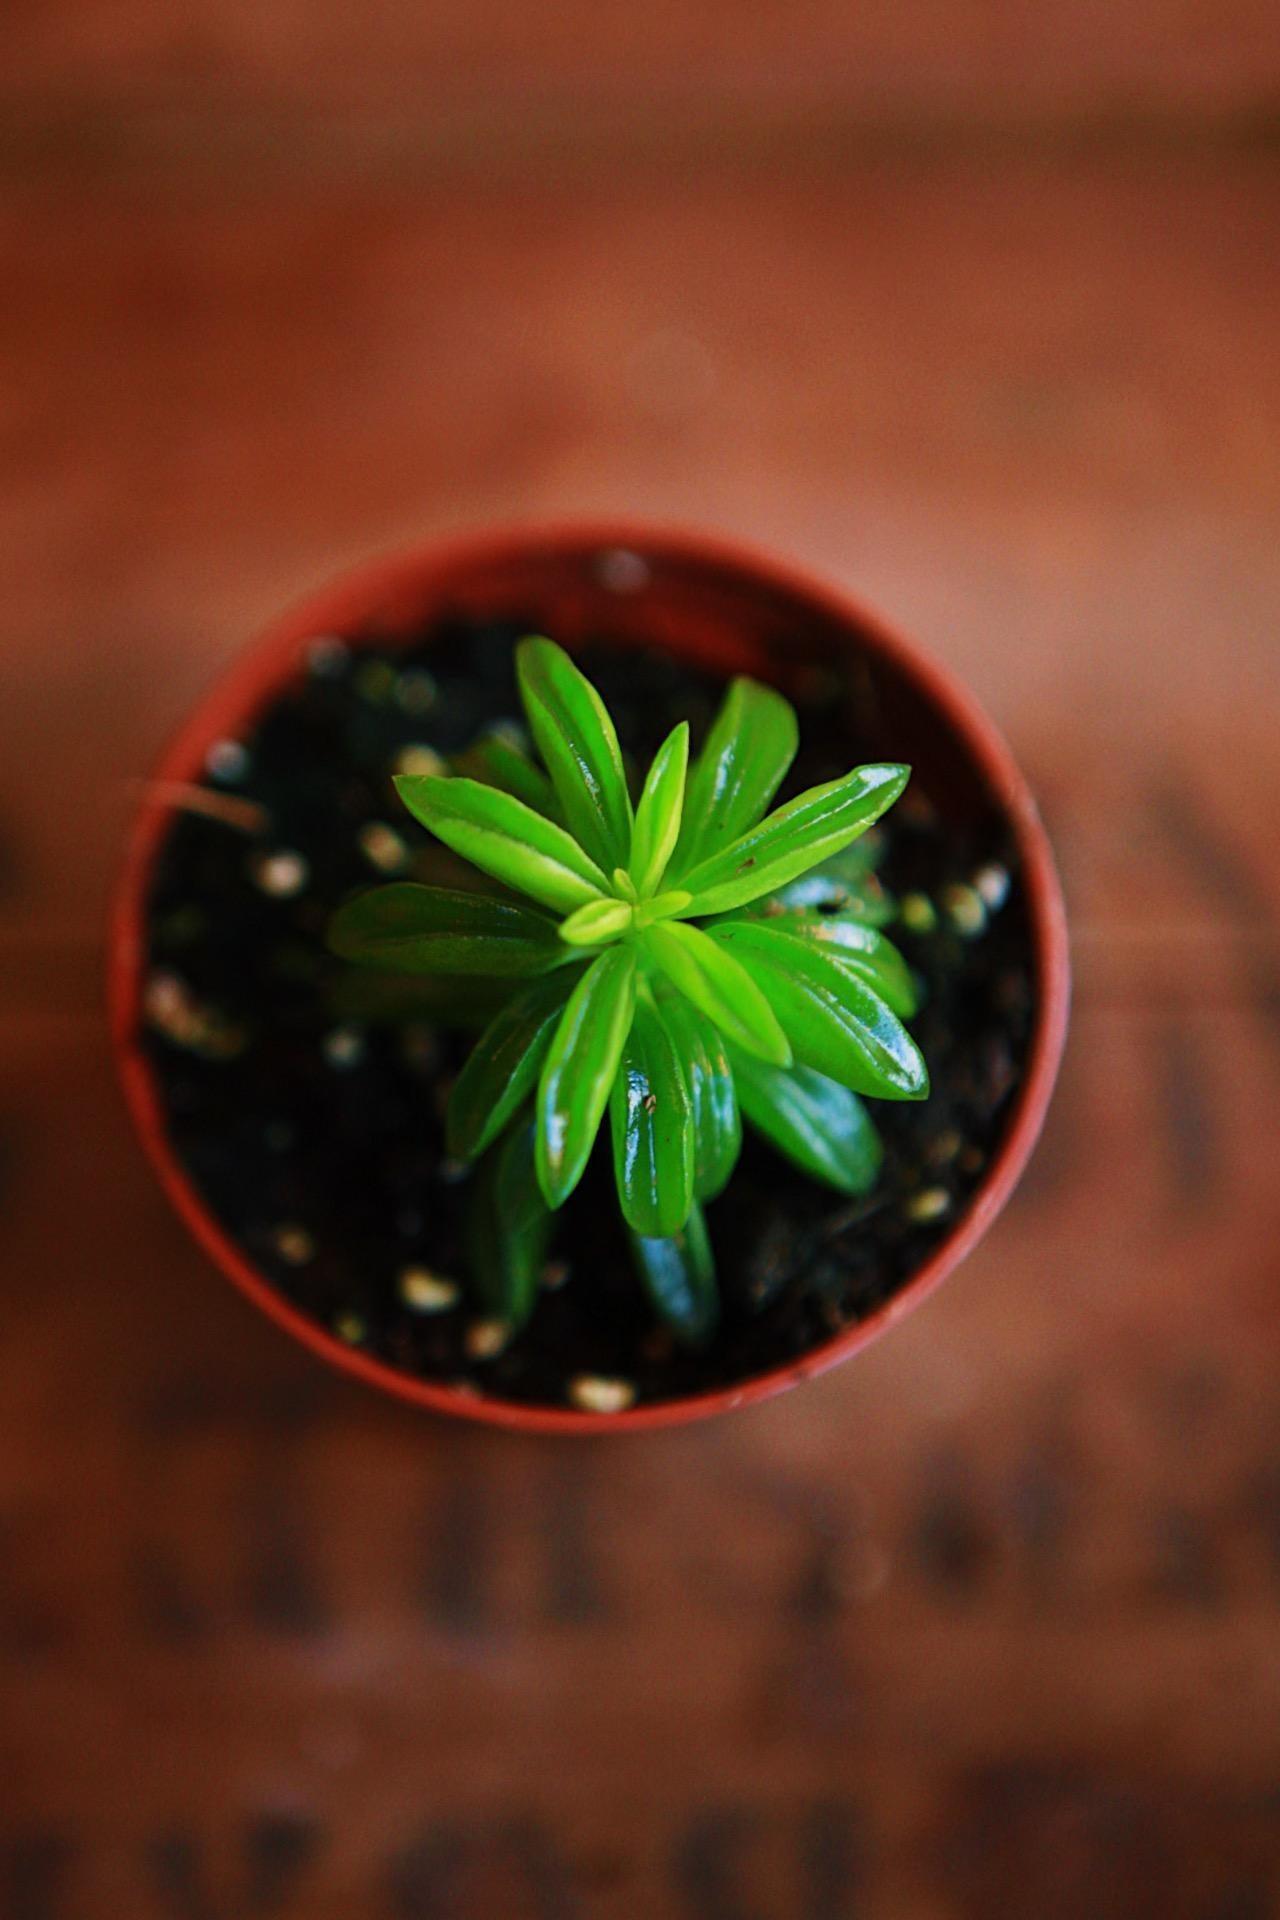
{"left": 2, "top": 4, "right": 1279, "bottom": 1915}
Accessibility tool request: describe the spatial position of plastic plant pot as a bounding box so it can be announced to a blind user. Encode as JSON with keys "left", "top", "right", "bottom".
{"left": 109, "top": 523, "right": 1069, "bottom": 1433}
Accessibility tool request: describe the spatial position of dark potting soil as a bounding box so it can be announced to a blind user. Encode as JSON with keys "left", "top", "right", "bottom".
{"left": 138, "top": 615, "right": 1037, "bottom": 1412}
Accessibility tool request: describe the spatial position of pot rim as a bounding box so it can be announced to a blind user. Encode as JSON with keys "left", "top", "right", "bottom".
{"left": 108, "top": 520, "right": 1070, "bottom": 1435}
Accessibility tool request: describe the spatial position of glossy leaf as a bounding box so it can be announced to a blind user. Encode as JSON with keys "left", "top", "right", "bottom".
{"left": 680, "top": 763, "right": 910, "bottom": 917}
{"left": 629, "top": 722, "right": 689, "bottom": 895}
{"left": 447, "top": 968, "right": 581, "bottom": 1159}
{"left": 536, "top": 945, "right": 637, "bottom": 1209}
{"left": 740, "top": 841, "right": 894, "bottom": 924}
{"left": 559, "top": 897, "right": 634, "bottom": 947}
{"left": 642, "top": 920, "right": 791, "bottom": 1066}
{"left": 671, "top": 677, "right": 799, "bottom": 874}
{"left": 328, "top": 883, "right": 565, "bottom": 976}
{"left": 516, "top": 637, "right": 633, "bottom": 871}
{"left": 453, "top": 732, "right": 561, "bottom": 819}
{"left": 731, "top": 1053, "right": 882, "bottom": 1196}
{"left": 395, "top": 775, "right": 608, "bottom": 913}
{"left": 469, "top": 1119, "right": 552, "bottom": 1330}
{"left": 609, "top": 994, "right": 694, "bottom": 1236}
{"left": 633, "top": 888, "right": 692, "bottom": 927}
{"left": 656, "top": 993, "right": 742, "bottom": 1200}
{"left": 772, "top": 913, "right": 918, "bottom": 1017}
{"left": 709, "top": 921, "right": 929, "bottom": 1099}
{"left": 627, "top": 1202, "right": 718, "bottom": 1346}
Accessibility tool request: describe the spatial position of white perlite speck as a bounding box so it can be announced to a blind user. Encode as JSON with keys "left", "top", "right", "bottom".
{"left": 398, "top": 1267, "right": 460, "bottom": 1314}
{"left": 567, "top": 1375, "right": 636, "bottom": 1415}
{"left": 251, "top": 849, "right": 308, "bottom": 898}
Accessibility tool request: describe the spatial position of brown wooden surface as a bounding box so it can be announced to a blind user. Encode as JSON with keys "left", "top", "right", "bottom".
{"left": 3, "top": 9, "right": 1280, "bottom": 1914}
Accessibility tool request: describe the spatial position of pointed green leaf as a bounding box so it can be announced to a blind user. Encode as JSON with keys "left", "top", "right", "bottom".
{"left": 671, "top": 677, "right": 799, "bottom": 875}
{"left": 629, "top": 722, "right": 689, "bottom": 895}
{"left": 633, "top": 888, "right": 691, "bottom": 927}
{"left": 731, "top": 1053, "right": 883, "bottom": 1196}
{"left": 516, "top": 637, "right": 633, "bottom": 870}
{"left": 559, "top": 898, "right": 634, "bottom": 947}
{"left": 453, "top": 732, "right": 561, "bottom": 820}
{"left": 642, "top": 920, "right": 791, "bottom": 1066}
{"left": 536, "top": 945, "right": 637, "bottom": 1209}
{"left": 773, "top": 913, "right": 918, "bottom": 1017}
{"left": 609, "top": 994, "right": 694, "bottom": 1236}
{"left": 709, "top": 921, "right": 929, "bottom": 1100}
{"left": 447, "top": 968, "right": 581, "bottom": 1159}
{"left": 734, "top": 840, "right": 894, "bottom": 924}
{"left": 656, "top": 993, "right": 742, "bottom": 1201}
{"left": 680, "top": 763, "right": 910, "bottom": 916}
{"left": 328, "top": 883, "right": 565, "bottom": 976}
{"left": 627, "top": 1202, "right": 718, "bottom": 1346}
{"left": 469, "top": 1119, "right": 552, "bottom": 1331}
{"left": 395, "top": 775, "right": 608, "bottom": 913}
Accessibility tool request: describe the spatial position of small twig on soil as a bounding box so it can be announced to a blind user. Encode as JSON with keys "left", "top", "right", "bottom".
{"left": 132, "top": 780, "right": 268, "bottom": 835}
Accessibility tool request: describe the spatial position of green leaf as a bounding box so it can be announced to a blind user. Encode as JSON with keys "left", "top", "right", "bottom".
{"left": 671, "top": 677, "right": 799, "bottom": 874}
{"left": 395, "top": 775, "right": 608, "bottom": 913}
{"left": 516, "top": 637, "right": 633, "bottom": 871}
{"left": 536, "top": 945, "right": 637, "bottom": 1209}
{"left": 628, "top": 722, "right": 689, "bottom": 895}
{"left": 633, "top": 888, "right": 692, "bottom": 927}
{"left": 609, "top": 993, "right": 694, "bottom": 1236}
{"left": 771, "top": 913, "right": 918, "bottom": 1017}
{"left": 469, "top": 1119, "right": 552, "bottom": 1331}
{"left": 680, "top": 763, "right": 911, "bottom": 916}
{"left": 737, "top": 841, "right": 894, "bottom": 924}
{"left": 709, "top": 921, "right": 929, "bottom": 1099}
{"left": 655, "top": 993, "right": 742, "bottom": 1200}
{"left": 559, "top": 898, "right": 634, "bottom": 947}
{"left": 627, "top": 1203, "right": 718, "bottom": 1346}
{"left": 447, "top": 968, "right": 581, "bottom": 1159}
{"left": 642, "top": 920, "right": 791, "bottom": 1066}
{"left": 731, "top": 1053, "right": 883, "bottom": 1196}
{"left": 453, "top": 732, "right": 561, "bottom": 820}
{"left": 328, "top": 883, "right": 566, "bottom": 976}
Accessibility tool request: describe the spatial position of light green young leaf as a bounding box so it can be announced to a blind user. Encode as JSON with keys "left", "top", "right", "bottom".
{"left": 680, "top": 763, "right": 910, "bottom": 917}
{"left": 730, "top": 1053, "right": 882, "bottom": 1196}
{"left": 627, "top": 1202, "right": 718, "bottom": 1347}
{"left": 559, "top": 898, "right": 634, "bottom": 947}
{"left": 642, "top": 920, "right": 791, "bottom": 1066}
{"left": 516, "top": 637, "right": 633, "bottom": 871}
{"left": 469, "top": 1119, "right": 552, "bottom": 1331}
{"left": 447, "top": 968, "right": 581, "bottom": 1159}
{"left": 536, "top": 945, "right": 637, "bottom": 1210}
{"left": 628, "top": 722, "right": 689, "bottom": 896}
{"left": 655, "top": 992, "right": 742, "bottom": 1201}
{"left": 609, "top": 993, "right": 694, "bottom": 1237}
{"left": 670, "top": 677, "right": 799, "bottom": 875}
{"left": 709, "top": 920, "right": 929, "bottom": 1100}
{"left": 328, "top": 883, "right": 565, "bottom": 976}
{"left": 395, "top": 774, "right": 608, "bottom": 913}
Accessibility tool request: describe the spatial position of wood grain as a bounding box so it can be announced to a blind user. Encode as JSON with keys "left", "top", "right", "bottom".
{"left": 4, "top": 0, "right": 1278, "bottom": 133}
{"left": 2, "top": 23, "right": 1279, "bottom": 1908}
{"left": 1, "top": 158, "right": 1277, "bottom": 958}
{"left": 2, "top": 1007, "right": 1280, "bottom": 1916}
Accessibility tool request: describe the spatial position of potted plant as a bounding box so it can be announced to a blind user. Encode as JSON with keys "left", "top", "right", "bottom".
{"left": 110, "top": 525, "right": 1068, "bottom": 1431}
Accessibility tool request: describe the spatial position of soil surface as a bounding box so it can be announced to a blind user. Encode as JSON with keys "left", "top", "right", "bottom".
{"left": 139, "top": 615, "right": 1036, "bottom": 1410}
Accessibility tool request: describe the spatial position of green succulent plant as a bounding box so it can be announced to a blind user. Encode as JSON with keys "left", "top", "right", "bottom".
{"left": 329, "top": 638, "right": 929, "bottom": 1345}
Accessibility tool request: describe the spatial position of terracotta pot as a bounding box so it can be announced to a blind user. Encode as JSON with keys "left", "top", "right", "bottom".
{"left": 109, "top": 523, "right": 1069, "bottom": 1432}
